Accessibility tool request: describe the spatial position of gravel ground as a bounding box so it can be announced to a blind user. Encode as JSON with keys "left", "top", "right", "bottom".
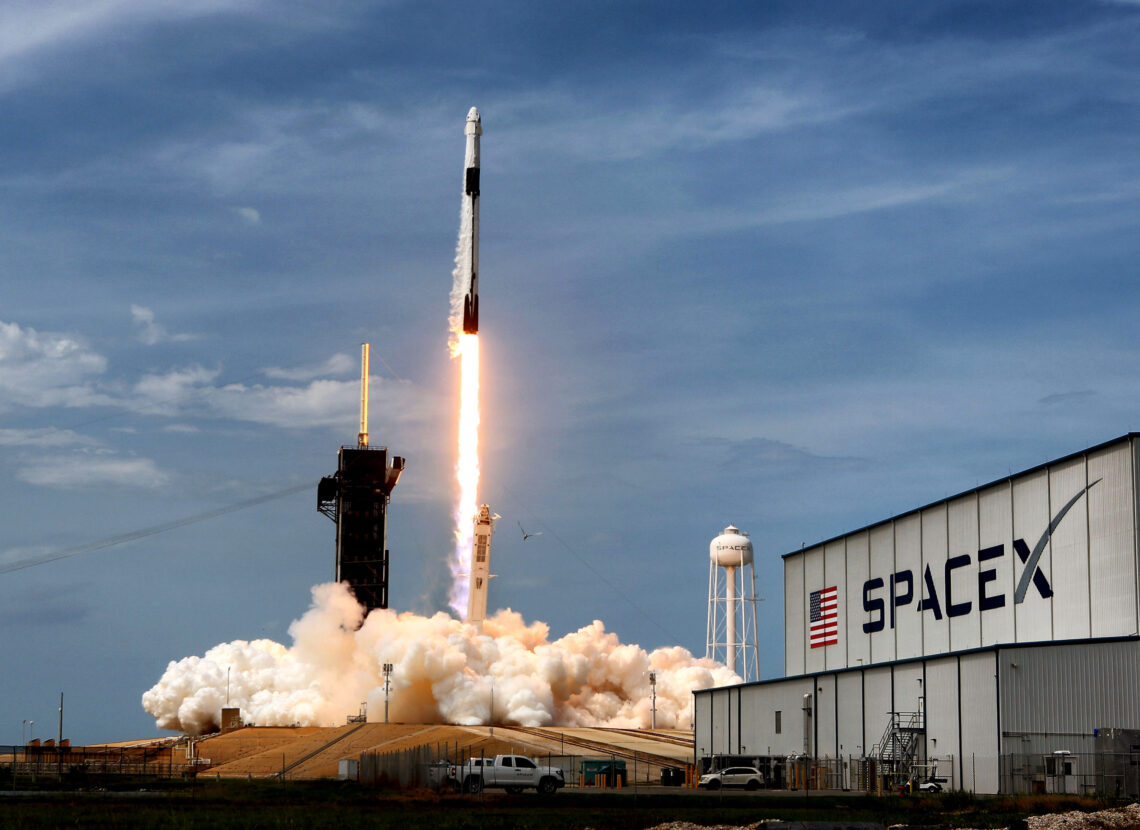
{"left": 1024, "top": 803, "right": 1140, "bottom": 829}
{"left": 644, "top": 804, "right": 1140, "bottom": 830}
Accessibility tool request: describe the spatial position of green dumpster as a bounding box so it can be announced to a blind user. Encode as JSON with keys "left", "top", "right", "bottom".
{"left": 580, "top": 759, "right": 627, "bottom": 787}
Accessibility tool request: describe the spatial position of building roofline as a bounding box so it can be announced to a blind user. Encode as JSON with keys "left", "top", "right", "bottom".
{"left": 782, "top": 432, "right": 1139, "bottom": 561}
{"left": 694, "top": 634, "right": 1140, "bottom": 694}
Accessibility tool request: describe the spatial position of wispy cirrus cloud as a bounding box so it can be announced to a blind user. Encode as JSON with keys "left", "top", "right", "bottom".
{"left": 131, "top": 305, "right": 197, "bottom": 346}
{"left": 262, "top": 353, "right": 356, "bottom": 381}
{"left": 0, "top": 0, "right": 265, "bottom": 65}
{"left": 206, "top": 376, "right": 427, "bottom": 430}
{"left": 0, "top": 427, "right": 98, "bottom": 448}
{"left": 17, "top": 452, "right": 167, "bottom": 488}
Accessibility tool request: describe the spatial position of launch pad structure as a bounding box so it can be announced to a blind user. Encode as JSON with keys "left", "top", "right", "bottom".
{"left": 318, "top": 345, "right": 404, "bottom": 612}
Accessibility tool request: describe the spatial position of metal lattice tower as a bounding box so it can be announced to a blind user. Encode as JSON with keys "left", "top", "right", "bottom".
{"left": 706, "top": 525, "right": 760, "bottom": 682}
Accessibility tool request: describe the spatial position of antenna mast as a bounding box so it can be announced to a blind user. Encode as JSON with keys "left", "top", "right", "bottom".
{"left": 358, "top": 343, "right": 369, "bottom": 448}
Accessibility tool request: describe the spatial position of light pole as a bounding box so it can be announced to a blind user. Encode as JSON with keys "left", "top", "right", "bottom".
{"left": 29, "top": 721, "right": 33, "bottom": 742}
{"left": 22, "top": 719, "right": 27, "bottom": 745}
{"left": 648, "top": 671, "right": 657, "bottom": 730}
{"left": 382, "top": 663, "right": 393, "bottom": 723}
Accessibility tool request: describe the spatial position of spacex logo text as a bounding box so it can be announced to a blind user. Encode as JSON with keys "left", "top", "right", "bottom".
{"left": 860, "top": 480, "right": 1099, "bottom": 634}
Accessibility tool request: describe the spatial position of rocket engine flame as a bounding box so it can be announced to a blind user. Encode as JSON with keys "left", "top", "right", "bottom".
{"left": 141, "top": 582, "right": 741, "bottom": 734}
{"left": 449, "top": 332, "right": 479, "bottom": 617}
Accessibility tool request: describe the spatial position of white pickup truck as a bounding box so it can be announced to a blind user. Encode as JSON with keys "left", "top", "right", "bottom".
{"left": 449, "top": 754, "right": 566, "bottom": 795}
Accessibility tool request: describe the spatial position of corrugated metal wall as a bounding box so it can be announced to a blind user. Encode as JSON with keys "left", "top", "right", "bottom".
{"left": 895, "top": 514, "right": 923, "bottom": 661}
{"left": 697, "top": 638, "right": 1140, "bottom": 793}
{"left": 846, "top": 532, "right": 871, "bottom": 668}
{"left": 922, "top": 504, "right": 950, "bottom": 656}
{"left": 999, "top": 640, "right": 1140, "bottom": 756}
{"left": 824, "top": 541, "right": 846, "bottom": 672}
{"left": 948, "top": 493, "right": 980, "bottom": 652}
{"left": 955, "top": 651, "right": 999, "bottom": 792}
{"left": 836, "top": 670, "right": 864, "bottom": 755}
{"left": 785, "top": 555, "right": 805, "bottom": 676}
{"left": 924, "top": 658, "right": 959, "bottom": 773}
{"left": 1051, "top": 456, "right": 1091, "bottom": 640}
{"left": 1088, "top": 445, "right": 1136, "bottom": 636}
{"left": 862, "top": 666, "right": 893, "bottom": 755}
{"left": 784, "top": 436, "right": 1139, "bottom": 670}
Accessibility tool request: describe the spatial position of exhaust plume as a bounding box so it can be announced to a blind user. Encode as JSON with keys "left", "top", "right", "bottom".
{"left": 448, "top": 111, "right": 480, "bottom": 618}
{"left": 142, "top": 582, "right": 740, "bottom": 734}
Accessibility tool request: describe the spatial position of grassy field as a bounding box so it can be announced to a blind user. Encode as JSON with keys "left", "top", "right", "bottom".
{"left": 0, "top": 780, "right": 1116, "bottom": 829}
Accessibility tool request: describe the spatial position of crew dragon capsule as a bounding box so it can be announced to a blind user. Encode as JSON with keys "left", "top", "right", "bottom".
{"left": 462, "top": 107, "right": 481, "bottom": 334}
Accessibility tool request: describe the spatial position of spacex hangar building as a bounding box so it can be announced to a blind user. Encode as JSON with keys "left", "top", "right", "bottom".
{"left": 694, "top": 434, "right": 1140, "bottom": 793}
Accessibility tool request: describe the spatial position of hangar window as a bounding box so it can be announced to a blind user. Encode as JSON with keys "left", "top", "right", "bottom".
{"left": 775, "top": 711, "right": 782, "bottom": 734}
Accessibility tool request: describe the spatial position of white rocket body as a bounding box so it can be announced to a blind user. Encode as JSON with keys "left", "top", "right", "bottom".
{"left": 461, "top": 107, "right": 481, "bottom": 334}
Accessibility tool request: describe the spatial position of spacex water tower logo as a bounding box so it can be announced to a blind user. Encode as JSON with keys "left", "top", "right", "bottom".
{"left": 853, "top": 479, "right": 1102, "bottom": 637}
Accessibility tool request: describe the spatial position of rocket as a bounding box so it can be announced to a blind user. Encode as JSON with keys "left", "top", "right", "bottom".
{"left": 462, "top": 107, "right": 481, "bottom": 334}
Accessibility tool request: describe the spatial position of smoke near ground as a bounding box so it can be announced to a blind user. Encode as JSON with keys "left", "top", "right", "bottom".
{"left": 142, "top": 582, "right": 740, "bottom": 735}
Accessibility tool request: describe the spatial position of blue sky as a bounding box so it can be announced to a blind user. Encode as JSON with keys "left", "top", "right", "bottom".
{"left": 2, "top": 0, "right": 1140, "bottom": 744}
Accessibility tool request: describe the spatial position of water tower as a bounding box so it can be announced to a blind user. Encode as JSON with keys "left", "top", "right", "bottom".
{"left": 706, "top": 524, "right": 760, "bottom": 682}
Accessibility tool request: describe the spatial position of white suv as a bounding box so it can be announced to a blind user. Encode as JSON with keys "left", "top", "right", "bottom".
{"left": 698, "top": 766, "right": 764, "bottom": 790}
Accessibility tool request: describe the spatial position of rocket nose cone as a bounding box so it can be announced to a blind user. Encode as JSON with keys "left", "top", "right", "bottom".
{"left": 465, "top": 107, "right": 482, "bottom": 136}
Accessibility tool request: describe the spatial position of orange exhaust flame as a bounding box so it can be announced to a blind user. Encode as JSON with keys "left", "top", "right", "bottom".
{"left": 449, "top": 333, "right": 480, "bottom": 617}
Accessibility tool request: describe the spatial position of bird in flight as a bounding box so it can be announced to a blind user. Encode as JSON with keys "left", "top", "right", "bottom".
{"left": 518, "top": 522, "right": 543, "bottom": 541}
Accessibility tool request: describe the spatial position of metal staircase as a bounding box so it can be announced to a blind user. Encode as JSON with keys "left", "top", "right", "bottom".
{"left": 869, "top": 711, "right": 924, "bottom": 789}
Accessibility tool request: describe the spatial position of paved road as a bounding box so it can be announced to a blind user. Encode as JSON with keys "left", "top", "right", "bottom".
{"left": 561, "top": 785, "right": 850, "bottom": 797}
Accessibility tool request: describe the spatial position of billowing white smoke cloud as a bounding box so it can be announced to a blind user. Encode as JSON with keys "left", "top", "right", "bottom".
{"left": 142, "top": 583, "right": 739, "bottom": 735}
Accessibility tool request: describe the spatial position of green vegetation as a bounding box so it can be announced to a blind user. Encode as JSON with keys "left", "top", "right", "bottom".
{"left": 0, "top": 781, "right": 1118, "bottom": 830}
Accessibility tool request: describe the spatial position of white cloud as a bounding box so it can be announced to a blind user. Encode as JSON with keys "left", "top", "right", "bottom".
{"left": 235, "top": 206, "right": 261, "bottom": 225}
{"left": 162, "top": 423, "right": 201, "bottom": 434}
{"left": 18, "top": 454, "right": 167, "bottom": 488}
{"left": 179, "top": 374, "right": 429, "bottom": 431}
{"left": 0, "top": 320, "right": 108, "bottom": 409}
{"left": 262, "top": 353, "right": 356, "bottom": 381}
{"left": 0, "top": 428, "right": 97, "bottom": 448}
{"left": 0, "top": 544, "right": 54, "bottom": 566}
{"left": 131, "top": 305, "right": 196, "bottom": 346}
{"left": 132, "top": 365, "right": 220, "bottom": 412}
{"left": 0, "top": 0, "right": 265, "bottom": 66}
{"left": 207, "top": 378, "right": 372, "bottom": 429}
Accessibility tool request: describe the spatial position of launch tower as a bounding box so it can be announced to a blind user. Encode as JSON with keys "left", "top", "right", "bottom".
{"left": 318, "top": 345, "right": 404, "bottom": 612}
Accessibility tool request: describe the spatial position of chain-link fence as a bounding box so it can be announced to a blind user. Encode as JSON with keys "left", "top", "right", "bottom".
{"left": 1001, "top": 752, "right": 1140, "bottom": 798}
{"left": 1, "top": 744, "right": 199, "bottom": 786}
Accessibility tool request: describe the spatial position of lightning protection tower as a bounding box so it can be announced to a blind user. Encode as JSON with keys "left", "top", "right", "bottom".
{"left": 467, "top": 504, "right": 500, "bottom": 630}
{"left": 318, "top": 344, "right": 404, "bottom": 613}
{"left": 706, "top": 524, "right": 760, "bottom": 682}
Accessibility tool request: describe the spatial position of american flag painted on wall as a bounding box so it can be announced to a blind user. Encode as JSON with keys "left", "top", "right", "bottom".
{"left": 809, "top": 586, "right": 839, "bottom": 648}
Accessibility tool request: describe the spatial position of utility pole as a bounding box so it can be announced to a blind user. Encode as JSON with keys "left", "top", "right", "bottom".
{"left": 649, "top": 671, "right": 657, "bottom": 730}
{"left": 57, "top": 693, "right": 63, "bottom": 780}
{"left": 382, "top": 663, "right": 393, "bottom": 723}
